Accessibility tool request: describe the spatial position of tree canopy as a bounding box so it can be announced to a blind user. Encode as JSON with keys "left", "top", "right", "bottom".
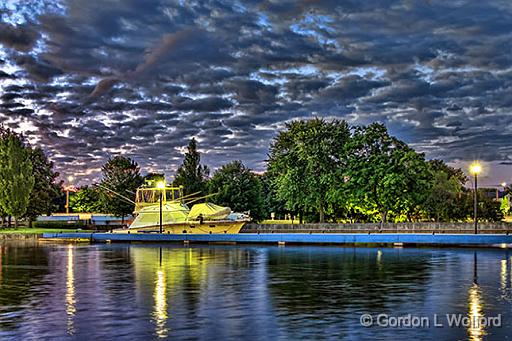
{"left": 70, "top": 186, "right": 105, "bottom": 213}
{"left": 268, "top": 118, "right": 350, "bottom": 223}
{"left": 173, "top": 138, "right": 210, "bottom": 196}
{"left": 208, "top": 160, "right": 266, "bottom": 221}
{"left": 0, "top": 128, "right": 35, "bottom": 227}
{"left": 100, "top": 156, "right": 142, "bottom": 219}
{"left": 24, "top": 147, "right": 61, "bottom": 222}
{"left": 345, "top": 123, "right": 432, "bottom": 223}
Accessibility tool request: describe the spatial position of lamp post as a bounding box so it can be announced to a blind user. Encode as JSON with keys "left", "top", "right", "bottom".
{"left": 157, "top": 181, "right": 165, "bottom": 234}
{"left": 65, "top": 175, "right": 74, "bottom": 214}
{"left": 469, "top": 163, "right": 482, "bottom": 234}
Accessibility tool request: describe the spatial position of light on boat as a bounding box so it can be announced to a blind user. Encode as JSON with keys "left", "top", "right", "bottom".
{"left": 156, "top": 181, "right": 166, "bottom": 189}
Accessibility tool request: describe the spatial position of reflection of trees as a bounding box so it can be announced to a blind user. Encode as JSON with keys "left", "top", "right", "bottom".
{"left": 0, "top": 241, "right": 49, "bottom": 331}
{"left": 267, "top": 247, "right": 433, "bottom": 314}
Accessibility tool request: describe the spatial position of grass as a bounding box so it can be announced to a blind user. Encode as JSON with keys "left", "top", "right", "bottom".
{"left": 0, "top": 228, "right": 84, "bottom": 234}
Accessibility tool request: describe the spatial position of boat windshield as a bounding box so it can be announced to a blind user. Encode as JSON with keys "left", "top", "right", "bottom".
{"left": 135, "top": 187, "right": 183, "bottom": 205}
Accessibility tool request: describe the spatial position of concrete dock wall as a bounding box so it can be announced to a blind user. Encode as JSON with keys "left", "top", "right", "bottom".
{"left": 242, "top": 222, "right": 512, "bottom": 234}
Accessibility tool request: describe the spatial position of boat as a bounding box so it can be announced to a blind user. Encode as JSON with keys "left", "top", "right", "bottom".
{"left": 114, "top": 180, "right": 249, "bottom": 234}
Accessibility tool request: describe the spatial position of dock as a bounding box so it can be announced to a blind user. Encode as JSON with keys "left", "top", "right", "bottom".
{"left": 41, "top": 232, "right": 512, "bottom": 247}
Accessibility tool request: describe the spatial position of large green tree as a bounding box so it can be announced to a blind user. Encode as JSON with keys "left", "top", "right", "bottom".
{"left": 24, "top": 147, "right": 61, "bottom": 226}
{"left": 423, "top": 160, "right": 466, "bottom": 222}
{"left": 345, "top": 123, "right": 431, "bottom": 223}
{"left": 0, "top": 128, "right": 35, "bottom": 227}
{"left": 173, "top": 138, "right": 209, "bottom": 196}
{"left": 208, "top": 160, "right": 266, "bottom": 221}
{"left": 69, "top": 186, "right": 105, "bottom": 213}
{"left": 423, "top": 170, "right": 462, "bottom": 222}
{"left": 100, "top": 156, "right": 142, "bottom": 222}
{"left": 268, "top": 118, "right": 351, "bottom": 223}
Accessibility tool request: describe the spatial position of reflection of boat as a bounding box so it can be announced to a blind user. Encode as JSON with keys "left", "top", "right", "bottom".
{"left": 115, "top": 180, "right": 249, "bottom": 234}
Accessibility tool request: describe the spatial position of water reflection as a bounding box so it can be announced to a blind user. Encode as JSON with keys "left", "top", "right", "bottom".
{"left": 1, "top": 243, "right": 512, "bottom": 340}
{"left": 65, "top": 245, "right": 76, "bottom": 335}
{"left": 467, "top": 252, "right": 485, "bottom": 341}
{"left": 153, "top": 248, "right": 168, "bottom": 338}
{"left": 153, "top": 268, "right": 168, "bottom": 338}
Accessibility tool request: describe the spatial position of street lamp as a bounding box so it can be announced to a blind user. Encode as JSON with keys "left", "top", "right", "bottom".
{"left": 156, "top": 181, "right": 166, "bottom": 234}
{"left": 65, "top": 175, "right": 74, "bottom": 214}
{"left": 469, "top": 163, "right": 482, "bottom": 234}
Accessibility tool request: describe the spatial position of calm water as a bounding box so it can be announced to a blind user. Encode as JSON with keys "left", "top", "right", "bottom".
{"left": 0, "top": 241, "right": 511, "bottom": 340}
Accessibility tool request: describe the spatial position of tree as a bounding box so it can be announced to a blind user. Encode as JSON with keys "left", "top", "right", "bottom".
{"left": 345, "top": 123, "right": 431, "bottom": 224}
{"left": 24, "top": 147, "right": 61, "bottom": 226}
{"left": 423, "top": 170, "right": 462, "bottom": 222}
{"left": 99, "top": 156, "right": 142, "bottom": 223}
{"left": 173, "top": 138, "right": 209, "bottom": 196}
{"left": 0, "top": 128, "right": 35, "bottom": 227}
{"left": 69, "top": 186, "right": 104, "bottom": 213}
{"left": 268, "top": 118, "right": 351, "bottom": 223}
{"left": 501, "top": 196, "right": 510, "bottom": 216}
{"left": 208, "top": 160, "right": 266, "bottom": 221}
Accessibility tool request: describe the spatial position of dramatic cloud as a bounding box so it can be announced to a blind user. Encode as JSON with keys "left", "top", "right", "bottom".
{"left": 1, "top": 0, "right": 512, "bottom": 185}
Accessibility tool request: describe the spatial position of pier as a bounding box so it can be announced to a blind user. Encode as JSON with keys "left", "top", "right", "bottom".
{"left": 42, "top": 232, "right": 512, "bottom": 247}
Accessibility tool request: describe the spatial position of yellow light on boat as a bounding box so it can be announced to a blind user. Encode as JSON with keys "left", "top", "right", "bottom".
{"left": 156, "top": 181, "right": 166, "bottom": 189}
{"left": 501, "top": 182, "right": 507, "bottom": 187}
{"left": 67, "top": 175, "right": 74, "bottom": 183}
{"left": 469, "top": 162, "right": 482, "bottom": 175}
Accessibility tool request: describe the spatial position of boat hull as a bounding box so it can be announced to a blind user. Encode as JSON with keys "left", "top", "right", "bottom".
{"left": 114, "top": 221, "right": 246, "bottom": 234}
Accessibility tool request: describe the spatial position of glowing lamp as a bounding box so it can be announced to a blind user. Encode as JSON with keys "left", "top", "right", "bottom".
{"left": 469, "top": 163, "right": 482, "bottom": 175}
{"left": 156, "top": 181, "right": 166, "bottom": 189}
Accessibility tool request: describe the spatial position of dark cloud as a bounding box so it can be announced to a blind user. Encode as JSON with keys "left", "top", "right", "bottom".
{"left": 0, "top": 23, "right": 38, "bottom": 52}
{"left": 1, "top": 0, "right": 512, "bottom": 185}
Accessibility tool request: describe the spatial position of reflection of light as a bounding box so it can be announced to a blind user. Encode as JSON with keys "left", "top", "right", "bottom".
{"left": 467, "top": 283, "right": 485, "bottom": 341}
{"left": 153, "top": 269, "right": 168, "bottom": 338}
{"left": 66, "top": 245, "right": 76, "bottom": 335}
{"left": 501, "top": 260, "right": 507, "bottom": 292}
{"left": 376, "top": 250, "right": 382, "bottom": 270}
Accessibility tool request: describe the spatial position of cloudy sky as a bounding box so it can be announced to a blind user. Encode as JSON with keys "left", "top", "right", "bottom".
{"left": 1, "top": 0, "right": 511, "bottom": 186}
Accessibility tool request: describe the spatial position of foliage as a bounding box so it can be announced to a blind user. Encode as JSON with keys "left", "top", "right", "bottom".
{"left": 268, "top": 118, "right": 350, "bottom": 222}
{"left": 69, "top": 186, "right": 104, "bottom": 213}
{"left": 500, "top": 196, "right": 510, "bottom": 216}
{"left": 208, "top": 160, "right": 266, "bottom": 221}
{"left": 24, "top": 147, "right": 61, "bottom": 222}
{"left": 0, "top": 128, "right": 35, "bottom": 227}
{"left": 345, "top": 123, "right": 432, "bottom": 223}
{"left": 428, "top": 159, "right": 468, "bottom": 185}
{"left": 476, "top": 189, "right": 504, "bottom": 222}
{"left": 99, "top": 156, "right": 142, "bottom": 219}
{"left": 173, "top": 138, "right": 210, "bottom": 196}
{"left": 423, "top": 168, "right": 463, "bottom": 222}
{"left": 260, "top": 173, "right": 288, "bottom": 219}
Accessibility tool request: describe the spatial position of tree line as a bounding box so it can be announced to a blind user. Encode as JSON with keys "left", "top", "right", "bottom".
{"left": 0, "top": 119, "right": 507, "bottom": 226}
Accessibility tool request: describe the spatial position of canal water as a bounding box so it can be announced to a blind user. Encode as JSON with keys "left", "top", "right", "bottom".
{"left": 0, "top": 241, "right": 511, "bottom": 340}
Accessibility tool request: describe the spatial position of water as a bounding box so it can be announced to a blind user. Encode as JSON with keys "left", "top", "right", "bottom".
{"left": 0, "top": 241, "right": 511, "bottom": 340}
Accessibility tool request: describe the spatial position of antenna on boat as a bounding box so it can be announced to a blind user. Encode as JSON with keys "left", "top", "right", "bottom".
{"left": 93, "top": 183, "right": 136, "bottom": 205}
{"left": 185, "top": 192, "right": 219, "bottom": 205}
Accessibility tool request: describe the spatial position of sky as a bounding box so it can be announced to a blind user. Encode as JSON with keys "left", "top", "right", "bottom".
{"left": 0, "top": 0, "right": 511, "bottom": 186}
